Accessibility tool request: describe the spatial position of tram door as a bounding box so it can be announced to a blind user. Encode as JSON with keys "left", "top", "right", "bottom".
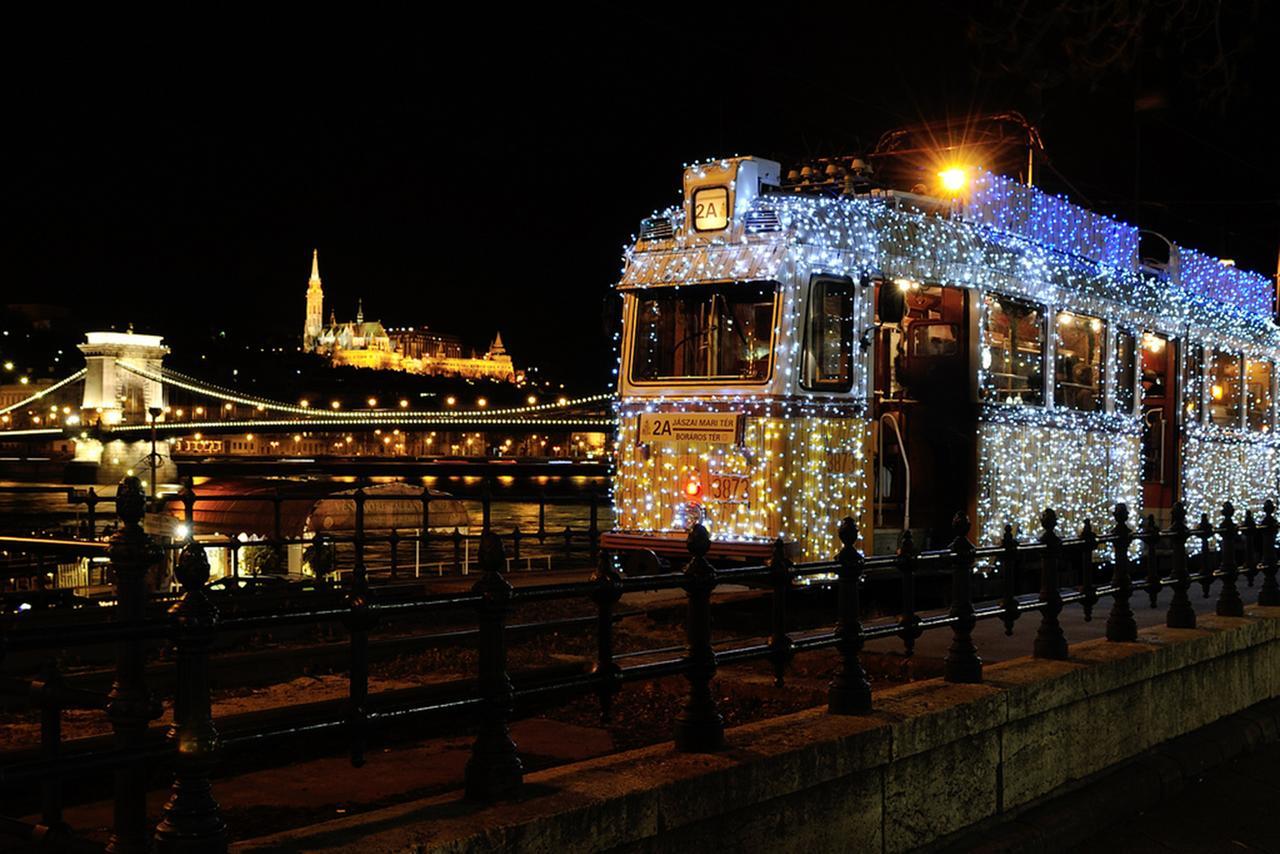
{"left": 872, "top": 282, "right": 975, "bottom": 552}
{"left": 1141, "top": 333, "right": 1181, "bottom": 513}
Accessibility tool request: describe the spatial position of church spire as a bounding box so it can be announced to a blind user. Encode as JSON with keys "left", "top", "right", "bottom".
{"left": 356, "top": 299, "right": 364, "bottom": 324}
{"left": 309, "top": 248, "right": 322, "bottom": 288}
{"left": 303, "top": 248, "right": 325, "bottom": 351}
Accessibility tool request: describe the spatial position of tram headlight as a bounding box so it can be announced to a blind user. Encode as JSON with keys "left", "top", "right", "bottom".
{"left": 938, "top": 166, "right": 968, "bottom": 193}
{"left": 684, "top": 478, "right": 703, "bottom": 500}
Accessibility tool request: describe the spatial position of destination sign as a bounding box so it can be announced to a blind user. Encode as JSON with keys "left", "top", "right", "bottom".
{"left": 638, "top": 412, "right": 742, "bottom": 444}
{"left": 692, "top": 186, "right": 730, "bottom": 231}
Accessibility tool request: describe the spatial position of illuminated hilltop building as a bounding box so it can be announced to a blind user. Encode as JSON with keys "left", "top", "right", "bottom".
{"left": 300, "top": 250, "right": 517, "bottom": 382}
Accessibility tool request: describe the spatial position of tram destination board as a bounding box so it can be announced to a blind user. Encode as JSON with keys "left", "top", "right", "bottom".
{"left": 638, "top": 412, "right": 743, "bottom": 444}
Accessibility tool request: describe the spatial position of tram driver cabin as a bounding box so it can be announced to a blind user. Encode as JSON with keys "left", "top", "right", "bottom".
{"left": 603, "top": 154, "right": 1278, "bottom": 560}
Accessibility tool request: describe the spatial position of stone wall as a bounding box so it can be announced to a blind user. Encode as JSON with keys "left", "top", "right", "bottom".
{"left": 236, "top": 608, "right": 1280, "bottom": 854}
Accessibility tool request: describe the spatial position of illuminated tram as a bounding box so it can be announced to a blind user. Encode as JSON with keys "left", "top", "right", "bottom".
{"left": 602, "top": 148, "right": 1279, "bottom": 561}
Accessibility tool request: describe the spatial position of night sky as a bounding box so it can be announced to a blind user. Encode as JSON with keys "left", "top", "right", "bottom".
{"left": 5, "top": 6, "right": 1278, "bottom": 389}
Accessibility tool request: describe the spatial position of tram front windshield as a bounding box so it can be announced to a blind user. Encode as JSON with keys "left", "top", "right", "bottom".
{"left": 631, "top": 281, "right": 776, "bottom": 382}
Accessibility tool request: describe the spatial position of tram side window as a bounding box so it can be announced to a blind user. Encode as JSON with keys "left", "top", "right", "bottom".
{"left": 630, "top": 281, "right": 777, "bottom": 383}
{"left": 982, "top": 294, "right": 1045, "bottom": 406}
{"left": 1114, "top": 330, "right": 1136, "bottom": 416}
{"left": 1246, "top": 359, "right": 1274, "bottom": 432}
{"left": 1208, "top": 350, "right": 1243, "bottom": 428}
{"left": 1054, "top": 311, "right": 1105, "bottom": 412}
{"left": 803, "top": 277, "right": 854, "bottom": 390}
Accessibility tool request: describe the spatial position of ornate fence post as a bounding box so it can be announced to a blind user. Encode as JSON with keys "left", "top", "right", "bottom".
{"left": 588, "top": 493, "right": 600, "bottom": 562}
{"left": 1195, "top": 511, "right": 1215, "bottom": 598}
{"left": 589, "top": 553, "right": 623, "bottom": 720}
{"left": 998, "top": 524, "right": 1020, "bottom": 636}
{"left": 675, "top": 524, "right": 724, "bottom": 751}
{"left": 1166, "top": 502, "right": 1196, "bottom": 628}
{"left": 344, "top": 487, "right": 376, "bottom": 768}
{"left": 1260, "top": 500, "right": 1280, "bottom": 606}
{"left": 1034, "top": 508, "right": 1068, "bottom": 660}
{"left": 1106, "top": 504, "right": 1138, "bottom": 642}
{"left": 155, "top": 538, "right": 228, "bottom": 854}
{"left": 106, "top": 476, "right": 162, "bottom": 854}
{"left": 464, "top": 532, "right": 523, "bottom": 799}
{"left": 388, "top": 528, "right": 400, "bottom": 581}
{"left": 1243, "top": 509, "right": 1259, "bottom": 587}
{"left": 945, "top": 513, "right": 981, "bottom": 683}
{"left": 1078, "top": 519, "right": 1098, "bottom": 621}
{"left": 1216, "top": 502, "right": 1244, "bottom": 618}
{"left": 1142, "top": 514, "right": 1162, "bottom": 607}
{"left": 898, "top": 530, "right": 923, "bottom": 655}
{"left": 481, "top": 477, "right": 492, "bottom": 533}
{"left": 829, "top": 517, "right": 872, "bottom": 714}
{"left": 767, "top": 537, "right": 794, "bottom": 686}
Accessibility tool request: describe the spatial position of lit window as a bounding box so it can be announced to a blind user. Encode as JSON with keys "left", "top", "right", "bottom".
{"left": 1208, "top": 350, "right": 1243, "bottom": 428}
{"left": 1054, "top": 311, "right": 1105, "bottom": 412}
{"left": 802, "top": 276, "right": 854, "bottom": 391}
{"left": 982, "top": 294, "right": 1045, "bottom": 406}
{"left": 631, "top": 281, "right": 776, "bottom": 383}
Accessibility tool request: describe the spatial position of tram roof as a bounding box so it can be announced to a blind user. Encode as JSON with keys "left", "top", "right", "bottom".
{"left": 620, "top": 173, "right": 1278, "bottom": 350}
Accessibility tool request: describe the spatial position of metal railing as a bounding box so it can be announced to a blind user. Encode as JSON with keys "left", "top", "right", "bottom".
{"left": 0, "top": 480, "right": 607, "bottom": 591}
{"left": 1, "top": 476, "right": 1277, "bottom": 853}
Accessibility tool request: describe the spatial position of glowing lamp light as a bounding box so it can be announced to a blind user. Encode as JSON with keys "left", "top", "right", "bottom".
{"left": 1211, "top": 384, "right": 1225, "bottom": 401}
{"left": 684, "top": 478, "right": 702, "bottom": 499}
{"left": 938, "top": 166, "right": 968, "bottom": 193}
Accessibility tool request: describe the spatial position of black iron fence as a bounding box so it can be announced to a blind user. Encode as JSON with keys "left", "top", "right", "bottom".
{"left": 1, "top": 475, "right": 1278, "bottom": 853}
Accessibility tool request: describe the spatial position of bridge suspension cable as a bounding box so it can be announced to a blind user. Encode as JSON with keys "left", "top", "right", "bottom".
{"left": 117, "top": 362, "right": 614, "bottom": 422}
{"left": 0, "top": 369, "right": 86, "bottom": 416}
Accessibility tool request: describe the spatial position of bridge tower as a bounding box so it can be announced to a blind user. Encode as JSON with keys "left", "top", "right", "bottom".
{"left": 78, "top": 330, "right": 169, "bottom": 425}
{"left": 71, "top": 331, "right": 175, "bottom": 487}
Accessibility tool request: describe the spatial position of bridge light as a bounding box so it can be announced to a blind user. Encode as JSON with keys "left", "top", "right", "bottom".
{"left": 557, "top": 396, "right": 568, "bottom": 406}
{"left": 477, "top": 397, "right": 488, "bottom": 408}
{"left": 367, "top": 397, "right": 378, "bottom": 407}
{"left": 331, "top": 400, "right": 341, "bottom": 410}
{"left": 399, "top": 399, "right": 409, "bottom": 409}
{"left": 193, "top": 432, "right": 202, "bottom": 440}
{"left": 299, "top": 399, "right": 309, "bottom": 408}
{"left": 293, "top": 435, "right": 301, "bottom": 442}
{"left": 246, "top": 434, "right": 254, "bottom": 441}
{"left": 175, "top": 408, "right": 184, "bottom": 418}
{"left": 2, "top": 361, "right": 11, "bottom": 371}
{"left": 195, "top": 407, "right": 204, "bottom": 416}
{"left": 256, "top": 404, "right": 265, "bottom": 412}
{"left": 445, "top": 396, "right": 457, "bottom": 406}
{"left": 526, "top": 395, "right": 537, "bottom": 405}
{"left": 19, "top": 377, "right": 29, "bottom": 385}
{"left": 224, "top": 403, "right": 233, "bottom": 411}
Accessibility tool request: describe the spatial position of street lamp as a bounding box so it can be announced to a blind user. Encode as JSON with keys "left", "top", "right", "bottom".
{"left": 147, "top": 406, "right": 163, "bottom": 500}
